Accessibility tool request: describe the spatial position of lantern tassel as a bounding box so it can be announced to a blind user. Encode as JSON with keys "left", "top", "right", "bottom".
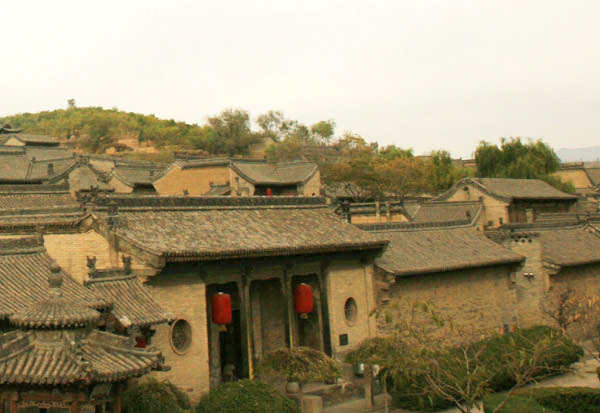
{"left": 218, "top": 325, "right": 228, "bottom": 332}
{"left": 300, "top": 313, "right": 309, "bottom": 320}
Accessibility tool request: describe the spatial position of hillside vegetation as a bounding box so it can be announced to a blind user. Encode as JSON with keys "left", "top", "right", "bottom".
{"left": 1, "top": 104, "right": 574, "bottom": 197}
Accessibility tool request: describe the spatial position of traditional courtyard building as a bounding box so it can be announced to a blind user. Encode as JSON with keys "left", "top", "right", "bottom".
{"left": 486, "top": 218, "right": 600, "bottom": 327}
{"left": 0, "top": 267, "right": 166, "bottom": 413}
{"left": 358, "top": 221, "right": 524, "bottom": 338}
{"left": 0, "top": 237, "right": 109, "bottom": 333}
{"left": 47, "top": 195, "right": 387, "bottom": 401}
{"left": 437, "top": 177, "right": 577, "bottom": 228}
{"left": 154, "top": 158, "right": 320, "bottom": 196}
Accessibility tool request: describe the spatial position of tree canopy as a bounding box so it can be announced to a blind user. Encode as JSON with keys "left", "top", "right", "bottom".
{"left": 474, "top": 138, "right": 573, "bottom": 193}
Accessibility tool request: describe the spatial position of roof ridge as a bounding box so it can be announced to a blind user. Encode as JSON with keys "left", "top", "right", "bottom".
{"left": 357, "top": 219, "right": 473, "bottom": 232}
{"left": 0, "top": 236, "right": 44, "bottom": 253}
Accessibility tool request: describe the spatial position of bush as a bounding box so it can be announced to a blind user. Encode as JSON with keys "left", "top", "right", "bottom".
{"left": 196, "top": 380, "right": 299, "bottom": 413}
{"left": 484, "top": 387, "right": 600, "bottom": 413}
{"left": 122, "top": 377, "right": 191, "bottom": 413}
{"left": 388, "top": 326, "right": 582, "bottom": 412}
{"left": 256, "top": 347, "right": 341, "bottom": 384}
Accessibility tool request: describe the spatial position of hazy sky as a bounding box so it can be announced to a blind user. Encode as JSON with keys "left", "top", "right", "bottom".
{"left": 2, "top": 1, "right": 599, "bottom": 158}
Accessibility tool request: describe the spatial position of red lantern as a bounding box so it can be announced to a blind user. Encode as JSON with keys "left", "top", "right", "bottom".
{"left": 266, "top": 187, "right": 273, "bottom": 197}
{"left": 294, "top": 283, "right": 314, "bottom": 319}
{"left": 135, "top": 336, "right": 147, "bottom": 348}
{"left": 212, "top": 292, "right": 232, "bottom": 330}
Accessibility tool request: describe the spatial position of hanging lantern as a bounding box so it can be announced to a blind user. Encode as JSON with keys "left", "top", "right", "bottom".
{"left": 294, "top": 283, "right": 314, "bottom": 319}
{"left": 266, "top": 187, "right": 273, "bottom": 197}
{"left": 135, "top": 336, "right": 147, "bottom": 348}
{"left": 212, "top": 292, "right": 232, "bottom": 331}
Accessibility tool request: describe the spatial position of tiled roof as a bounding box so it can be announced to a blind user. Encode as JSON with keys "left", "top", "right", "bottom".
{"left": 0, "top": 191, "right": 79, "bottom": 210}
{"left": 370, "top": 225, "right": 523, "bottom": 276}
{"left": 0, "top": 154, "right": 77, "bottom": 183}
{"left": 438, "top": 178, "right": 577, "bottom": 201}
{"left": 203, "top": 185, "right": 231, "bottom": 196}
{"left": 411, "top": 201, "right": 482, "bottom": 224}
{"left": 585, "top": 168, "right": 600, "bottom": 186}
{"left": 539, "top": 226, "right": 600, "bottom": 267}
{"left": 0, "top": 186, "right": 85, "bottom": 233}
{"left": 0, "top": 329, "right": 164, "bottom": 385}
{"left": 231, "top": 160, "right": 317, "bottom": 185}
{"left": 4, "top": 133, "right": 59, "bottom": 145}
{"left": 92, "top": 196, "right": 386, "bottom": 262}
{"left": 10, "top": 269, "right": 101, "bottom": 328}
{"left": 85, "top": 273, "right": 172, "bottom": 327}
{"left": 111, "top": 166, "right": 165, "bottom": 186}
{"left": 0, "top": 237, "right": 109, "bottom": 318}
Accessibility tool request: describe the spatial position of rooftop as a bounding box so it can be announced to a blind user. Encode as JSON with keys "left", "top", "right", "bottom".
{"left": 85, "top": 269, "right": 172, "bottom": 328}
{"left": 369, "top": 224, "right": 523, "bottom": 276}
{"left": 438, "top": 178, "right": 577, "bottom": 202}
{"left": 0, "top": 237, "right": 108, "bottom": 319}
{"left": 411, "top": 201, "right": 482, "bottom": 224}
{"left": 92, "top": 196, "right": 387, "bottom": 264}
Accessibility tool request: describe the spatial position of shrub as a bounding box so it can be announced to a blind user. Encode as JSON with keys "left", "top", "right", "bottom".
{"left": 122, "top": 377, "right": 191, "bottom": 413}
{"left": 196, "top": 380, "right": 299, "bottom": 413}
{"left": 484, "top": 387, "right": 600, "bottom": 413}
{"left": 387, "top": 326, "right": 582, "bottom": 411}
{"left": 256, "top": 347, "right": 341, "bottom": 384}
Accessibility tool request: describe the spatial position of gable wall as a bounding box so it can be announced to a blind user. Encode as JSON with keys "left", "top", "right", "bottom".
{"left": 154, "top": 165, "right": 230, "bottom": 196}
{"left": 446, "top": 185, "right": 509, "bottom": 228}
{"left": 302, "top": 170, "right": 321, "bottom": 196}
{"left": 108, "top": 176, "right": 134, "bottom": 193}
{"left": 44, "top": 231, "right": 151, "bottom": 283}
{"left": 3, "top": 137, "right": 25, "bottom": 147}
{"left": 553, "top": 169, "right": 593, "bottom": 189}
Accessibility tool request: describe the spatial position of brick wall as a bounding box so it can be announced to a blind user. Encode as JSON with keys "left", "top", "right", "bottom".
{"left": 108, "top": 176, "right": 134, "bottom": 193}
{"left": 553, "top": 169, "right": 593, "bottom": 189}
{"left": 147, "top": 273, "right": 210, "bottom": 403}
{"left": 154, "top": 165, "right": 230, "bottom": 196}
{"left": 446, "top": 185, "right": 509, "bottom": 228}
{"left": 501, "top": 236, "right": 548, "bottom": 327}
{"left": 44, "top": 231, "right": 151, "bottom": 283}
{"left": 303, "top": 171, "right": 321, "bottom": 197}
{"left": 327, "top": 259, "right": 377, "bottom": 357}
{"left": 377, "top": 265, "right": 518, "bottom": 339}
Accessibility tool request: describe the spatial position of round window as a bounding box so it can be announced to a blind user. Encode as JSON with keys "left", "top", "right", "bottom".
{"left": 170, "top": 319, "right": 192, "bottom": 354}
{"left": 344, "top": 297, "right": 358, "bottom": 325}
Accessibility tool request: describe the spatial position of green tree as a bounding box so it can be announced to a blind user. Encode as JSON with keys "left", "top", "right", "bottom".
{"left": 474, "top": 138, "right": 560, "bottom": 179}
{"left": 378, "top": 145, "right": 414, "bottom": 161}
{"left": 310, "top": 120, "right": 335, "bottom": 144}
{"left": 206, "top": 108, "right": 261, "bottom": 155}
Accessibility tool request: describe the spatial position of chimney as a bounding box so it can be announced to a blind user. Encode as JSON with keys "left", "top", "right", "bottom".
{"left": 47, "top": 163, "right": 54, "bottom": 176}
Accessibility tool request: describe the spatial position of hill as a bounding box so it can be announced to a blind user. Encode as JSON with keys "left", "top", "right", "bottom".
{"left": 557, "top": 146, "right": 600, "bottom": 162}
{"left": 0, "top": 106, "right": 261, "bottom": 156}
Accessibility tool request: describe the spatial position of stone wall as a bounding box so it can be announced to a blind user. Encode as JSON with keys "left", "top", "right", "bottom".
{"left": 376, "top": 264, "right": 518, "bottom": 339}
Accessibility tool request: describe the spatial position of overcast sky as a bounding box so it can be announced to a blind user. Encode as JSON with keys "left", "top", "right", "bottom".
{"left": 2, "top": 1, "right": 599, "bottom": 158}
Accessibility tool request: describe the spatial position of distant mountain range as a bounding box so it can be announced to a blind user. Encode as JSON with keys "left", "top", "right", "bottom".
{"left": 557, "top": 146, "right": 600, "bottom": 162}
